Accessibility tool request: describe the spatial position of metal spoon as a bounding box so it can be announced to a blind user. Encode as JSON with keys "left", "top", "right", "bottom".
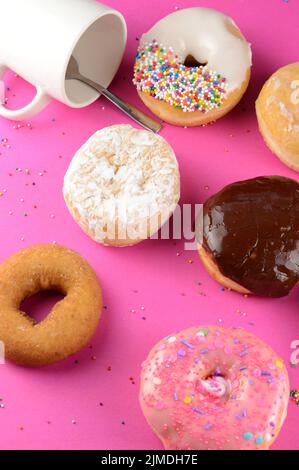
{"left": 66, "top": 56, "right": 162, "bottom": 133}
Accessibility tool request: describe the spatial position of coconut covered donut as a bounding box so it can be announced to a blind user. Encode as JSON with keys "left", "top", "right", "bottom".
{"left": 0, "top": 244, "right": 102, "bottom": 367}
{"left": 140, "top": 325, "right": 289, "bottom": 450}
{"left": 198, "top": 176, "right": 299, "bottom": 297}
{"left": 63, "top": 125, "right": 180, "bottom": 246}
{"left": 133, "top": 7, "right": 252, "bottom": 126}
{"left": 256, "top": 62, "right": 299, "bottom": 171}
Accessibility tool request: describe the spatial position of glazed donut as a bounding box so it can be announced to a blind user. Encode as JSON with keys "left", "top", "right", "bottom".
{"left": 133, "top": 7, "right": 252, "bottom": 127}
{"left": 256, "top": 62, "right": 299, "bottom": 171}
{"left": 0, "top": 244, "right": 102, "bottom": 366}
{"left": 198, "top": 176, "right": 299, "bottom": 297}
{"left": 63, "top": 124, "right": 180, "bottom": 247}
{"left": 140, "top": 325, "right": 289, "bottom": 450}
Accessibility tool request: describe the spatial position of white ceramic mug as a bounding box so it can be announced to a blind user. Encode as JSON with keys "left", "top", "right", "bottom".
{"left": 0, "top": 0, "right": 127, "bottom": 120}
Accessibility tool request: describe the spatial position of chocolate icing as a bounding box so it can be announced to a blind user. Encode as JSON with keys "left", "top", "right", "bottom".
{"left": 202, "top": 176, "right": 299, "bottom": 297}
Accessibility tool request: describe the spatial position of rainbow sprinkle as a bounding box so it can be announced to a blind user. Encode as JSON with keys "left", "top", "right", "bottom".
{"left": 290, "top": 389, "right": 299, "bottom": 405}
{"left": 133, "top": 40, "right": 228, "bottom": 113}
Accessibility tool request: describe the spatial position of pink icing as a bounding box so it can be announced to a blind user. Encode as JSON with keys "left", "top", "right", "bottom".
{"left": 140, "top": 326, "right": 289, "bottom": 450}
{"left": 0, "top": 80, "right": 5, "bottom": 105}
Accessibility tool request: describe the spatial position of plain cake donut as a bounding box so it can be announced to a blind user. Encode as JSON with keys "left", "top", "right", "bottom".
{"left": 0, "top": 244, "right": 102, "bottom": 367}
{"left": 256, "top": 62, "right": 299, "bottom": 171}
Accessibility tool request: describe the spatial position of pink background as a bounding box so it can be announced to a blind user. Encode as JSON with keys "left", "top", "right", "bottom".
{"left": 0, "top": 0, "right": 298, "bottom": 450}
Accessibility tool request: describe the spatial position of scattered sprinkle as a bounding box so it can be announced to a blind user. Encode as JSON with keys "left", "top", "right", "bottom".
{"left": 255, "top": 436, "right": 264, "bottom": 445}
{"left": 197, "top": 329, "right": 209, "bottom": 336}
{"left": 290, "top": 389, "right": 299, "bottom": 405}
{"left": 192, "top": 407, "right": 204, "bottom": 414}
{"left": 181, "top": 339, "right": 194, "bottom": 349}
{"left": 183, "top": 395, "right": 192, "bottom": 404}
{"left": 177, "top": 349, "right": 186, "bottom": 358}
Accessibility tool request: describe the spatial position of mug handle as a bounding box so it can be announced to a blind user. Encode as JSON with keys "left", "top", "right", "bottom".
{"left": 0, "top": 64, "right": 51, "bottom": 121}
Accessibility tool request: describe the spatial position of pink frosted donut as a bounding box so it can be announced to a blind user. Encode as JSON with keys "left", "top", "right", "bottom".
{"left": 140, "top": 325, "right": 289, "bottom": 450}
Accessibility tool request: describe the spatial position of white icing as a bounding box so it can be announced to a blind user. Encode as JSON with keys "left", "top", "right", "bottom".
{"left": 63, "top": 125, "right": 180, "bottom": 243}
{"left": 141, "top": 7, "right": 252, "bottom": 92}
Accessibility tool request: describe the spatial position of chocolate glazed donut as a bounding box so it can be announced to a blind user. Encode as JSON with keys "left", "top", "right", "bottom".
{"left": 200, "top": 176, "right": 299, "bottom": 297}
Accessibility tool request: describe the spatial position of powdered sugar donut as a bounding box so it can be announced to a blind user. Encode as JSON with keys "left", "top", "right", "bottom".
{"left": 140, "top": 325, "right": 289, "bottom": 450}
{"left": 63, "top": 125, "right": 180, "bottom": 246}
{"left": 133, "top": 8, "right": 252, "bottom": 126}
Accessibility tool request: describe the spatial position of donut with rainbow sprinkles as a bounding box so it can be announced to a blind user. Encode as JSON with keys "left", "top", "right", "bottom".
{"left": 133, "top": 7, "right": 252, "bottom": 126}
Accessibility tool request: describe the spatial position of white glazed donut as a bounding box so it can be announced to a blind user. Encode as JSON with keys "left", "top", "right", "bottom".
{"left": 63, "top": 124, "right": 180, "bottom": 247}
{"left": 256, "top": 62, "right": 299, "bottom": 171}
{"left": 133, "top": 7, "right": 252, "bottom": 126}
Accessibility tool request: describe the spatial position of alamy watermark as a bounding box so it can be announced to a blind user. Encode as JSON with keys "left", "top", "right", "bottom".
{"left": 291, "top": 339, "right": 299, "bottom": 366}
{"left": 99, "top": 203, "right": 203, "bottom": 250}
{"left": 291, "top": 80, "right": 299, "bottom": 105}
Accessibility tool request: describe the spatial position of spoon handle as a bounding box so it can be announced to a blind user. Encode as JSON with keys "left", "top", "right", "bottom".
{"left": 76, "top": 74, "right": 162, "bottom": 133}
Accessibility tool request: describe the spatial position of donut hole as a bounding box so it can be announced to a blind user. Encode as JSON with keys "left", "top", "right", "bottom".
{"left": 183, "top": 55, "right": 207, "bottom": 68}
{"left": 198, "top": 368, "right": 231, "bottom": 400}
{"left": 20, "top": 289, "right": 65, "bottom": 324}
{"left": 202, "top": 368, "right": 225, "bottom": 380}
